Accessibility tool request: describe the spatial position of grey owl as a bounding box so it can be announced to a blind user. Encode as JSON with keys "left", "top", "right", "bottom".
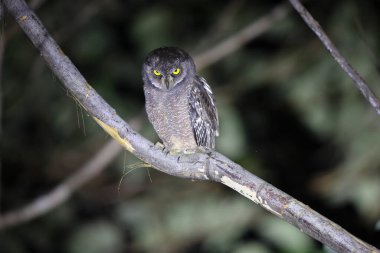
{"left": 142, "top": 47, "right": 219, "bottom": 153}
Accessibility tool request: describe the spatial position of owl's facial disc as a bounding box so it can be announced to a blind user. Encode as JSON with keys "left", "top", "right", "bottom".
{"left": 148, "top": 66, "right": 186, "bottom": 90}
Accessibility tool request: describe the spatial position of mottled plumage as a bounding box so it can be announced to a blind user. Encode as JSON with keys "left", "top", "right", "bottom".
{"left": 142, "top": 47, "right": 219, "bottom": 152}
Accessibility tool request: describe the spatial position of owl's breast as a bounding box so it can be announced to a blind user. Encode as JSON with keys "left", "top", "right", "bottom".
{"left": 144, "top": 84, "right": 197, "bottom": 151}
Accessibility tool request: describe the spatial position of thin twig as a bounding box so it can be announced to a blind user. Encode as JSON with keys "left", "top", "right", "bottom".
{"left": 194, "top": 2, "right": 289, "bottom": 69}
{"left": 0, "top": 113, "right": 143, "bottom": 229}
{"left": 0, "top": 139, "right": 120, "bottom": 229}
{"left": 194, "top": 0, "right": 244, "bottom": 52}
{"left": 0, "top": 0, "right": 5, "bottom": 214}
{"left": 288, "top": 0, "right": 380, "bottom": 116}
{"left": 2, "top": 0, "right": 379, "bottom": 252}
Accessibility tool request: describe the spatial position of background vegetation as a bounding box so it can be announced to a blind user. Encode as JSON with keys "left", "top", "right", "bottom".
{"left": 1, "top": 0, "right": 380, "bottom": 252}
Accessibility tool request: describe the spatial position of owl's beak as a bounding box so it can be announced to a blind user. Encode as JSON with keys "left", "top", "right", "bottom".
{"left": 162, "top": 76, "right": 174, "bottom": 90}
{"left": 165, "top": 78, "right": 170, "bottom": 89}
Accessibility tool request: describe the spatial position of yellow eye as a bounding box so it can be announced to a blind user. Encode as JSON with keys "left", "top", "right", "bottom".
{"left": 172, "top": 68, "right": 181, "bottom": 75}
{"left": 153, "top": 70, "right": 161, "bottom": 76}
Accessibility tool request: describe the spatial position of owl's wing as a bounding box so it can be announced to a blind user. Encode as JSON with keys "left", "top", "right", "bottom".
{"left": 189, "top": 76, "right": 219, "bottom": 149}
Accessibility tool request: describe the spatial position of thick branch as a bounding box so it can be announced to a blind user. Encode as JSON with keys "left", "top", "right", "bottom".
{"left": 2, "top": 0, "right": 379, "bottom": 252}
{"left": 288, "top": 0, "right": 380, "bottom": 116}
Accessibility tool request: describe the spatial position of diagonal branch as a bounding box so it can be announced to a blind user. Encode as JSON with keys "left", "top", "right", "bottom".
{"left": 194, "top": 2, "right": 289, "bottom": 69}
{"left": 0, "top": 140, "right": 122, "bottom": 229}
{"left": 2, "top": 0, "right": 379, "bottom": 252}
{"left": 288, "top": 0, "right": 380, "bottom": 116}
{"left": 0, "top": 112, "right": 143, "bottom": 230}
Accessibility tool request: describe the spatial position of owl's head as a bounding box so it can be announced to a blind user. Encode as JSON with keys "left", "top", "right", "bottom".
{"left": 142, "top": 47, "right": 196, "bottom": 90}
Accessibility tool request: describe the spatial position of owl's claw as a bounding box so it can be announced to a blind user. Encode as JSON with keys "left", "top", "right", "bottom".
{"left": 182, "top": 148, "right": 197, "bottom": 155}
{"left": 203, "top": 147, "right": 216, "bottom": 158}
{"left": 154, "top": 142, "right": 166, "bottom": 151}
{"left": 154, "top": 142, "right": 173, "bottom": 155}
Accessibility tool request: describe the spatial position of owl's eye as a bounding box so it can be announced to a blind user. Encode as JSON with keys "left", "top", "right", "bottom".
{"left": 153, "top": 70, "right": 161, "bottom": 76}
{"left": 172, "top": 68, "right": 181, "bottom": 75}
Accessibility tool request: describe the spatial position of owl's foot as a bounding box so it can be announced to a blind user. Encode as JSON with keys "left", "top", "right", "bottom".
{"left": 202, "top": 147, "right": 217, "bottom": 158}
{"left": 154, "top": 142, "right": 179, "bottom": 156}
{"left": 182, "top": 148, "right": 197, "bottom": 155}
{"left": 165, "top": 149, "right": 186, "bottom": 156}
{"left": 154, "top": 142, "right": 166, "bottom": 151}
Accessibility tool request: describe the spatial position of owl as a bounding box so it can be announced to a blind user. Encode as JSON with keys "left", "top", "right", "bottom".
{"left": 142, "top": 47, "right": 219, "bottom": 153}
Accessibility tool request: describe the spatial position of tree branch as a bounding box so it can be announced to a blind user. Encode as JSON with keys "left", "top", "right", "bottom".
{"left": 0, "top": 139, "right": 121, "bottom": 229}
{"left": 288, "top": 0, "right": 380, "bottom": 116}
{"left": 194, "top": 2, "right": 289, "bottom": 69}
{"left": 2, "top": 0, "right": 379, "bottom": 252}
{"left": 0, "top": 113, "right": 143, "bottom": 229}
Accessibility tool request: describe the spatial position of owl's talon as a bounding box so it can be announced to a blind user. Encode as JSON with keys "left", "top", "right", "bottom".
{"left": 154, "top": 142, "right": 173, "bottom": 155}
{"left": 183, "top": 148, "right": 196, "bottom": 154}
{"left": 204, "top": 148, "right": 216, "bottom": 158}
{"left": 154, "top": 142, "right": 166, "bottom": 151}
{"left": 167, "top": 149, "right": 181, "bottom": 155}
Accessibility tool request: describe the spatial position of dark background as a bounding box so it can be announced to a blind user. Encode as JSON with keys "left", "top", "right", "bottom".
{"left": 1, "top": 0, "right": 380, "bottom": 252}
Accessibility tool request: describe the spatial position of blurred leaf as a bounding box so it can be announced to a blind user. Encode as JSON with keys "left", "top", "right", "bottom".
{"left": 131, "top": 6, "right": 173, "bottom": 52}
{"left": 67, "top": 221, "right": 123, "bottom": 253}
{"left": 232, "top": 242, "right": 271, "bottom": 253}
{"left": 258, "top": 216, "right": 314, "bottom": 252}
{"left": 352, "top": 177, "right": 380, "bottom": 219}
{"left": 71, "top": 23, "right": 114, "bottom": 64}
{"left": 216, "top": 100, "right": 247, "bottom": 159}
{"left": 116, "top": 193, "right": 258, "bottom": 252}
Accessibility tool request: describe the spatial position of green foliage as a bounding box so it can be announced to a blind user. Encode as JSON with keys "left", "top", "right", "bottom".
{"left": 2, "top": 0, "right": 380, "bottom": 252}
{"left": 132, "top": 6, "right": 174, "bottom": 52}
{"left": 257, "top": 217, "right": 314, "bottom": 252}
{"left": 67, "top": 221, "right": 124, "bottom": 253}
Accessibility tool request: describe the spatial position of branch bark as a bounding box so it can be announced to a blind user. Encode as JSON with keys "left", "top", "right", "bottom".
{"left": 2, "top": 0, "right": 379, "bottom": 252}
{"left": 288, "top": 0, "right": 380, "bottom": 116}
